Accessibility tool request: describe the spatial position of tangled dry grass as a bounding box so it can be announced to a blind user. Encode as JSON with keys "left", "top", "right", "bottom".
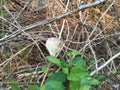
{"left": 0, "top": 0, "right": 120, "bottom": 89}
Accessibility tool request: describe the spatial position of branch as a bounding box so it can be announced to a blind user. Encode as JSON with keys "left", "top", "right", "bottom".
{"left": 0, "top": 0, "right": 105, "bottom": 43}
{"left": 90, "top": 52, "right": 120, "bottom": 76}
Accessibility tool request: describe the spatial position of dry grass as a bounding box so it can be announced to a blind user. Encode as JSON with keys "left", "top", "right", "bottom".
{"left": 0, "top": 0, "right": 120, "bottom": 89}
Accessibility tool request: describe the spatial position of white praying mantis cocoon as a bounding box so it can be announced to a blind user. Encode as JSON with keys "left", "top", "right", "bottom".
{"left": 45, "top": 37, "right": 63, "bottom": 57}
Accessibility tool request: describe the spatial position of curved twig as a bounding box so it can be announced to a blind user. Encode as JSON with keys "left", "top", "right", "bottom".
{"left": 90, "top": 52, "right": 120, "bottom": 76}
{"left": 0, "top": 0, "right": 105, "bottom": 43}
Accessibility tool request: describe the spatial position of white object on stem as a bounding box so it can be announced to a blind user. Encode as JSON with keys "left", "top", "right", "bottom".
{"left": 45, "top": 37, "right": 63, "bottom": 57}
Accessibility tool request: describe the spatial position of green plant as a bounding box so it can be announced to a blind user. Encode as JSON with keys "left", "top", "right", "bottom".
{"left": 40, "top": 50, "right": 100, "bottom": 90}
{"left": 4, "top": 50, "right": 120, "bottom": 90}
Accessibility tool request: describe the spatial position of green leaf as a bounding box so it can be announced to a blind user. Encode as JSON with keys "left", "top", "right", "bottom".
{"left": 47, "top": 71, "right": 67, "bottom": 83}
{"left": 26, "top": 85, "right": 40, "bottom": 90}
{"left": 69, "top": 80, "right": 80, "bottom": 90}
{"left": 89, "top": 79, "right": 100, "bottom": 85}
{"left": 62, "top": 67, "right": 69, "bottom": 74}
{"left": 79, "top": 85, "right": 91, "bottom": 90}
{"left": 80, "top": 78, "right": 89, "bottom": 87}
{"left": 72, "top": 57, "right": 86, "bottom": 68}
{"left": 97, "top": 74, "right": 106, "bottom": 81}
{"left": 66, "top": 50, "right": 81, "bottom": 57}
{"left": 67, "top": 67, "right": 89, "bottom": 81}
{"left": 48, "top": 72, "right": 54, "bottom": 77}
{"left": 45, "top": 80, "right": 65, "bottom": 90}
{"left": 46, "top": 56, "right": 61, "bottom": 66}
{"left": 42, "top": 65, "right": 47, "bottom": 73}
{"left": 61, "top": 57, "right": 69, "bottom": 67}
{"left": 11, "top": 83, "right": 21, "bottom": 90}
{"left": 40, "top": 85, "right": 46, "bottom": 90}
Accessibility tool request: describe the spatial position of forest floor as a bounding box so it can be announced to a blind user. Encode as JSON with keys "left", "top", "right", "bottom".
{"left": 0, "top": 0, "right": 120, "bottom": 90}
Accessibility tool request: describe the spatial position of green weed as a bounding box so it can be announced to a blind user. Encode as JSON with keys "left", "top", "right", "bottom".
{"left": 2, "top": 50, "right": 119, "bottom": 90}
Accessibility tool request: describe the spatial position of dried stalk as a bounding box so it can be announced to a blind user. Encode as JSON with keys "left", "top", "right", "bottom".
{"left": 0, "top": 0, "right": 105, "bottom": 43}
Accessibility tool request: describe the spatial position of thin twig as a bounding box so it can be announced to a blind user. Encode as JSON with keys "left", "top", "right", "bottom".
{"left": 40, "top": 63, "right": 51, "bottom": 86}
{"left": 90, "top": 52, "right": 120, "bottom": 76}
{"left": 0, "top": 43, "right": 33, "bottom": 70}
{"left": 0, "top": 0, "right": 105, "bottom": 43}
{"left": 59, "top": 19, "right": 66, "bottom": 39}
{"left": 81, "top": 0, "right": 115, "bottom": 51}
{"left": 0, "top": 40, "right": 40, "bottom": 70}
{"left": 89, "top": 43, "right": 98, "bottom": 73}
{"left": 3, "top": 5, "right": 21, "bottom": 27}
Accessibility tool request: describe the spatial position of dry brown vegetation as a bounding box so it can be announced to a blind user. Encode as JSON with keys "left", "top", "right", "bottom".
{"left": 0, "top": 0, "right": 120, "bottom": 90}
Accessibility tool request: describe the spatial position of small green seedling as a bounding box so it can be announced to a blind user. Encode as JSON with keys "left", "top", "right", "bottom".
{"left": 8, "top": 50, "right": 119, "bottom": 90}
{"left": 40, "top": 50, "right": 100, "bottom": 90}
